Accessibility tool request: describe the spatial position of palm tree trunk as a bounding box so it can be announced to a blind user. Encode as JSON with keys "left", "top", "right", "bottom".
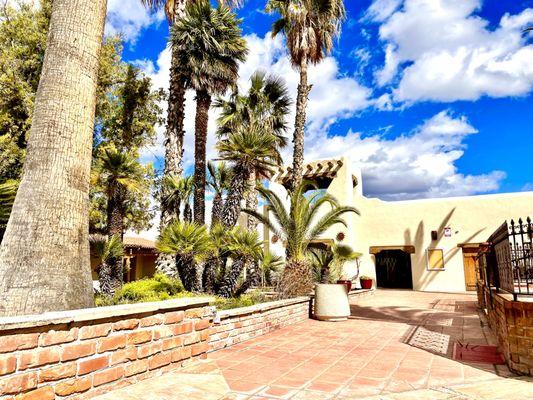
{"left": 106, "top": 186, "right": 125, "bottom": 296}
{"left": 278, "top": 258, "right": 313, "bottom": 299}
{"left": 291, "top": 56, "right": 312, "bottom": 190}
{"left": 176, "top": 254, "right": 200, "bottom": 292}
{"left": 184, "top": 202, "right": 193, "bottom": 222}
{"left": 202, "top": 256, "right": 219, "bottom": 294}
{"left": 217, "top": 258, "right": 246, "bottom": 298}
{"left": 98, "top": 262, "right": 113, "bottom": 297}
{"left": 0, "top": 0, "right": 107, "bottom": 316}
{"left": 222, "top": 164, "right": 252, "bottom": 229}
{"left": 193, "top": 90, "right": 211, "bottom": 224}
{"left": 211, "top": 192, "right": 224, "bottom": 225}
{"left": 245, "top": 171, "right": 258, "bottom": 231}
{"left": 156, "top": 0, "right": 187, "bottom": 276}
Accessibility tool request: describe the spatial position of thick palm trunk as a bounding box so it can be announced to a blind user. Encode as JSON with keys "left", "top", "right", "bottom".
{"left": 184, "top": 202, "right": 192, "bottom": 222}
{"left": 222, "top": 164, "right": 252, "bottom": 229}
{"left": 217, "top": 258, "right": 246, "bottom": 298}
{"left": 0, "top": 0, "right": 107, "bottom": 316}
{"left": 291, "top": 57, "right": 312, "bottom": 190}
{"left": 245, "top": 171, "right": 258, "bottom": 231}
{"left": 176, "top": 254, "right": 200, "bottom": 292}
{"left": 234, "top": 260, "right": 261, "bottom": 297}
{"left": 202, "top": 256, "right": 219, "bottom": 294}
{"left": 98, "top": 262, "right": 113, "bottom": 297}
{"left": 278, "top": 258, "right": 312, "bottom": 299}
{"left": 193, "top": 90, "right": 211, "bottom": 224}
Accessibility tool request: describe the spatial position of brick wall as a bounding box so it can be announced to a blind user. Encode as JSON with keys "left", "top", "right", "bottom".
{"left": 0, "top": 298, "right": 213, "bottom": 399}
{"left": 478, "top": 285, "right": 533, "bottom": 375}
{"left": 209, "top": 297, "right": 311, "bottom": 352}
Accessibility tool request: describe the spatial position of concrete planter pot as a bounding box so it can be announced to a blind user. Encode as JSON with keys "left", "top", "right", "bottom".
{"left": 314, "top": 283, "right": 350, "bottom": 322}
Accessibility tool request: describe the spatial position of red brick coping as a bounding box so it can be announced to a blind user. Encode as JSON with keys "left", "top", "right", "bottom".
{"left": 0, "top": 298, "right": 214, "bottom": 399}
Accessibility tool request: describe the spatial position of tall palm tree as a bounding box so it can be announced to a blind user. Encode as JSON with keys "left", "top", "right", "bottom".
{"left": 215, "top": 71, "right": 291, "bottom": 230}
{"left": 0, "top": 0, "right": 107, "bottom": 316}
{"left": 245, "top": 182, "right": 359, "bottom": 297}
{"left": 207, "top": 162, "right": 232, "bottom": 225}
{"left": 157, "top": 220, "right": 213, "bottom": 291}
{"left": 171, "top": 0, "right": 247, "bottom": 224}
{"left": 217, "top": 123, "right": 280, "bottom": 229}
{"left": 90, "top": 234, "right": 124, "bottom": 297}
{"left": 266, "top": 0, "right": 346, "bottom": 189}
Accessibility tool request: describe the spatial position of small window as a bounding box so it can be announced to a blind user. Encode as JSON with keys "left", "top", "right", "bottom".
{"left": 427, "top": 248, "right": 445, "bottom": 270}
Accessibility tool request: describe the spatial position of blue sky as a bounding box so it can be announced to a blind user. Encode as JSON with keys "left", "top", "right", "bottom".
{"left": 105, "top": 0, "right": 533, "bottom": 201}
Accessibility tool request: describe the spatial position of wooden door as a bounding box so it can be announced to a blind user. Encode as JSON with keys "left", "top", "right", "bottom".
{"left": 463, "top": 253, "right": 478, "bottom": 291}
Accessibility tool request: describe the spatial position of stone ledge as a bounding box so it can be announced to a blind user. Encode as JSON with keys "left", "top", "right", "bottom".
{"left": 0, "top": 297, "right": 214, "bottom": 331}
{"left": 216, "top": 297, "right": 310, "bottom": 320}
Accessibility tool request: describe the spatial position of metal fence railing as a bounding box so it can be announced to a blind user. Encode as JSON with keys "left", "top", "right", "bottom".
{"left": 480, "top": 217, "right": 532, "bottom": 300}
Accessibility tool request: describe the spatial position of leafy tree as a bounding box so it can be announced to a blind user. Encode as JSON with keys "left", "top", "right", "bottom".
{"left": 215, "top": 71, "right": 291, "bottom": 230}
{"left": 245, "top": 182, "right": 359, "bottom": 297}
{"left": 266, "top": 0, "right": 346, "bottom": 189}
{"left": 171, "top": 0, "right": 247, "bottom": 224}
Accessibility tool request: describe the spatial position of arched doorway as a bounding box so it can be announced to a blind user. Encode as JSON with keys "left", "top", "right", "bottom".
{"left": 375, "top": 250, "right": 413, "bottom": 289}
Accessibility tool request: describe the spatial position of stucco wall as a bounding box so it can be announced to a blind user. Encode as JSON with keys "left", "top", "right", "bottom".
{"left": 355, "top": 191, "right": 533, "bottom": 292}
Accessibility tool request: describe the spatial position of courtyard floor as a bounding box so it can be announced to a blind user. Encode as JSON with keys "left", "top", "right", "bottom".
{"left": 94, "top": 290, "right": 533, "bottom": 399}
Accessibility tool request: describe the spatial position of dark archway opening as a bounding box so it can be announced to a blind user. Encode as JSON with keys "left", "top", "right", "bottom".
{"left": 375, "top": 250, "right": 413, "bottom": 289}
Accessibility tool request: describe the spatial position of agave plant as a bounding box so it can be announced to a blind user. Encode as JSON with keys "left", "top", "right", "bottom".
{"left": 245, "top": 182, "right": 359, "bottom": 297}
{"left": 89, "top": 234, "right": 124, "bottom": 296}
{"left": 156, "top": 220, "right": 213, "bottom": 291}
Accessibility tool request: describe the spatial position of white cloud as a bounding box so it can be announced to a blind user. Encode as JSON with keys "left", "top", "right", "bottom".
{"left": 304, "top": 110, "right": 505, "bottom": 200}
{"left": 105, "top": 0, "right": 165, "bottom": 43}
{"left": 364, "top": 0, "right": 402, "bottom": 23}
{"left": 369, "top": 0, "right": 533, "bottom": 102}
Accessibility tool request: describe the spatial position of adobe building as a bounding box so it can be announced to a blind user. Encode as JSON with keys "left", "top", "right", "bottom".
{"left": 263, "top": 157, "right": 533, "bottom": 293}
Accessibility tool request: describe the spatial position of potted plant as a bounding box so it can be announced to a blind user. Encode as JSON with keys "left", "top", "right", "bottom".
{"left": 309, "top": 245, "right": 359, "bottom": 321}
{"left": 360, "top": 275, "right": 373, "bottom": 289}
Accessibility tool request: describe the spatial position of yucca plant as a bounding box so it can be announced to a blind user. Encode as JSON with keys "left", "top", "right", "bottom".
{"left": 157, "top": 220, "right": 213, "bottom": 291}
{"left": 90, "top": 234, "right": 124, "bottom": 296}
{"left": 245, "top": 182, "right": 359, "bottom": 297}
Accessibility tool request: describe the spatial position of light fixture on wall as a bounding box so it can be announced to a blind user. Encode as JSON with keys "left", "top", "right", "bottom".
{"left": 431, "top": 231, "right": 438, "bottom": 241}
{"left": 271, "top": 235, "right": 279, "bottom": 244}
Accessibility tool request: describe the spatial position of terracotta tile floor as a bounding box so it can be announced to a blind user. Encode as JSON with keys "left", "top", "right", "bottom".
{"left": 94, "top": 290, "right": 533, "bottom": 399}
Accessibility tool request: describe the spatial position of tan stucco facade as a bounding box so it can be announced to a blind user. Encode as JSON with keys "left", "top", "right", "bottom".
{"left": 264, "top": 158, "right": 533, "bottom": 293}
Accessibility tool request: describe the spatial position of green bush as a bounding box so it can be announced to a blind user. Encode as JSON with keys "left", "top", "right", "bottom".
{"left": 213, "top": 291, "right": 266, "bottom": 310}
{"left": 96, "top": 274, "right": 186, "bottom": 306}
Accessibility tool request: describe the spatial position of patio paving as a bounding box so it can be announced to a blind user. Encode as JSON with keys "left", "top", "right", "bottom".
{"left": 94, "top": 290, "right": 533, "bottom": 399}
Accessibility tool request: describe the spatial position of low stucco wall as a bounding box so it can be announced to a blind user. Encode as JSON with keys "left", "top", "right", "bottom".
{"left": 0, "top": 298, "right": 213, "bottom": 399}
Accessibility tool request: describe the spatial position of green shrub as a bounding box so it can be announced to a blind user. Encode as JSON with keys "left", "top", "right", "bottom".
{"left": 213, "top": 291, "right": 266, "bottom": 310}
{"left": 96, "top": 274, "right": 185, "bottom": 306}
